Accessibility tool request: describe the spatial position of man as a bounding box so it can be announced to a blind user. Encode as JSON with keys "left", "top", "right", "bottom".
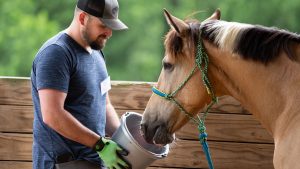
{"left": 31, "top": 0, "right": 130, "bottom": 168}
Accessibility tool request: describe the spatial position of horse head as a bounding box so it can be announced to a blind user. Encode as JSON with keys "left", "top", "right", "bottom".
{"left": 141, "top": 9, "right": 221, "bottom": 145}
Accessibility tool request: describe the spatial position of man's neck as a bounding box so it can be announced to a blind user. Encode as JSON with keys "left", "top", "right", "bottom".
{"left": 64, "top": 23, "right": 92, "bottom": 54}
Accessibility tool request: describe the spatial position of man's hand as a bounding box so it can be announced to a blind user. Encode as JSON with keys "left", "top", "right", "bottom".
{"left": 94, "top": 137, "right": 130, "bottom": 169}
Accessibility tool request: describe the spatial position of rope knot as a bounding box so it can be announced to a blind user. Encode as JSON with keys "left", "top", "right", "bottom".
{"left": 165, "top": 94, "right": 173, "bottom": 100}
{"left": 199, "top": 132, "right": 208, "bottom": 144}
{"left": 198, "top": 125, "right": 206, "bottom": 133}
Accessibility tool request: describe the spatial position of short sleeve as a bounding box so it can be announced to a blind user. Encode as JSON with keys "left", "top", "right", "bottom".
{"left": 34, "top": 44, "right": 72, "bottom": 93}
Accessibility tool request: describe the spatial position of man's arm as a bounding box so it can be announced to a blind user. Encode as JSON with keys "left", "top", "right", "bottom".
{"left": 105, "top": 94, "right": 121, "bottom": 137}
{"left": 39, "top": 88, "right": 99, "bottom": 148}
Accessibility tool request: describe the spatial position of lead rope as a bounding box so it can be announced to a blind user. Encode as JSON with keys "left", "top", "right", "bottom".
{"left": 195, "top": 32, "right": 218, "bottom": 169}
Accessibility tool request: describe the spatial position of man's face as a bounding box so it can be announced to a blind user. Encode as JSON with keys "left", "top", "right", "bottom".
{"left": 82, "top": 15, "right": 112, "bottom": 50}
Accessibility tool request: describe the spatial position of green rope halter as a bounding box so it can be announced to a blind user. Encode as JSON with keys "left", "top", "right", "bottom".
{"left": 151, "top": 31, "right": 218, "bottom": 169}
{"left": 152, "top": 32, "right": 218, "bottom": 127}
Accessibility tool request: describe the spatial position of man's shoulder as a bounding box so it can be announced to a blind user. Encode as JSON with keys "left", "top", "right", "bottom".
{"left": 39, "top": 32, "right": 70, "bottom": 52}
{"left": 34, "top": 32, "right": 77, "bottom": 62}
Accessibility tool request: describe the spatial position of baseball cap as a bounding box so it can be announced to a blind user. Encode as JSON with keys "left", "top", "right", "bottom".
{"left": 77, "top": 0, "right": 128, "bottom": 30}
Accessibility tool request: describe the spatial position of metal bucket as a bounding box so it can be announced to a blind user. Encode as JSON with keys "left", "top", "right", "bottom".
{"left": 111, "top": 112, "right": 169, "bottom": 169}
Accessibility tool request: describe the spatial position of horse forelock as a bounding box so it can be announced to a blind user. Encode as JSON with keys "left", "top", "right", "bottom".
{"left": 164, "top": 20, "right": 200, "bottom": 59}
{"left": 165, "top": 30, "right": 183, "bottom": 58}
{"left": 201, "top": 20, "right": 300, "bottom": 64}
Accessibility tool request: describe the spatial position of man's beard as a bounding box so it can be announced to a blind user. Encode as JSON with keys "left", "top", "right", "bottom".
{"left": 82, "top": 29, "right": 107, "bottom": 50}
{"left": 89, "top": 35, "right": 107, "bottom": 50}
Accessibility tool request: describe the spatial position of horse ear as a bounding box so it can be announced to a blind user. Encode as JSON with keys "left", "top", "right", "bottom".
{"left": 163, "top": 8, "right": 189, "bottom": 36}
{"left": 204, "top": 9, "right": 221, "bottom": 21}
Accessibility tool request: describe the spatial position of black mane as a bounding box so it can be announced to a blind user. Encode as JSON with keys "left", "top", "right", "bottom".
{"left": 201, "top": 20, "right": 300, "bottom": 64}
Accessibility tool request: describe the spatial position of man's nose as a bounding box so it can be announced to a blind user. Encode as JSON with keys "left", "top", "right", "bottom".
{"left": 104, "top": 28, "right": 112, "bottom": 38}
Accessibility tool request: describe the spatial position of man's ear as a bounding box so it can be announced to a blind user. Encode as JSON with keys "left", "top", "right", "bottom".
{"left": 163, "top": 8, "right": 189, "bottom": 36}
{"left": 78, "top": 12, "right": 87, "bottom": 26}
{"left": 204, "top": 9, "right": 221, "bottom": 22}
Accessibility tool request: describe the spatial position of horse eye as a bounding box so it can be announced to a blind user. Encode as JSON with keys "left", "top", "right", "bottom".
{"left": 163, "top": 62, "right": 173, "bottom": 70}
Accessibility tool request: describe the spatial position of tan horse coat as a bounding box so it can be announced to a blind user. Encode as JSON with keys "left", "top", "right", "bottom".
{"left": 204, "top": 40, "right": 300, "bottom": 169}
{"left": 142, "top": 9, "right": 300, "bottom": 169}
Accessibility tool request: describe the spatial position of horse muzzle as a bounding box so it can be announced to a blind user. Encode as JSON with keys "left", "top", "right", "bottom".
{"left": 140, "top": 121, "right": 175, "bottom": 145}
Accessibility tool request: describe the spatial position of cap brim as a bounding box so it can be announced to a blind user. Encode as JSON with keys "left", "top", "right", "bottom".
{"left": 100, "top": 18, "right": 128, "bottom": 30}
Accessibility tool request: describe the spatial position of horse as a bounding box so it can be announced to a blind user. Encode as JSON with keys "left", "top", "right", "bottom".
{"left": 141, "top": 9, "right": 300, "bottom": 169}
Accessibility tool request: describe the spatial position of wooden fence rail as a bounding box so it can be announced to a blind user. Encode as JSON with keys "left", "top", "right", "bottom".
{"left": 0, "top": 77, "right": 274, "bottom": 169}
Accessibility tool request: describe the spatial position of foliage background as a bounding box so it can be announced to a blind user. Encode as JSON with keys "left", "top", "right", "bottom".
{"left": 0, "top": 0, "right": 299, "bottom": 81}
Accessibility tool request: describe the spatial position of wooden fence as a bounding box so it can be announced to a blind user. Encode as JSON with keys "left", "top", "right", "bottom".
{"left": 0, "top": 77, "right": 274, "bottom": 169}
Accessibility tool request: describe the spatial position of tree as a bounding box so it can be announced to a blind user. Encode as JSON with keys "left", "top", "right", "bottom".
{"left": 0, "top": 0, "right": 299, "bottom": 81}
{"left": 0, "top": 0, "right": 58, "bottom": 76}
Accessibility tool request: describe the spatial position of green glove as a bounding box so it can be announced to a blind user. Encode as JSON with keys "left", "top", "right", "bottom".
{"left": 94, "top": 137, "right": 130, "bottom": 169}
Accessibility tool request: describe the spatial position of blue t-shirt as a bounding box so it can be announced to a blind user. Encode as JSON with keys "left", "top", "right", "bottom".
{"left": 31, "top": 32, "right": 108, "bottom": 169}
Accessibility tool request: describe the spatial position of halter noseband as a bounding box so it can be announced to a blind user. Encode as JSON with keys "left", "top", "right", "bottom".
{"left": 152, "top": 29, "right": 218, "bottom": 169}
